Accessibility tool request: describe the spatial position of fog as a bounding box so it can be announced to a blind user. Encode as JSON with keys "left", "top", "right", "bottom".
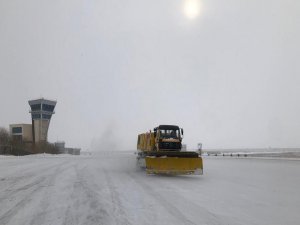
{"left": 0, "top": 0, "right": 299, "bottom": 151}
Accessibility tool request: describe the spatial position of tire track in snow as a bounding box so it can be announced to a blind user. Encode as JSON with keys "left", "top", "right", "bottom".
{"left": 0, "top": 176, "right": 47, "bottom": 225}
{"left": 63, "top": 164, "right": 112, "bottom": 225}
{"left": 29, "top": 160, "right": 73, "bottom": 225}
{"left": 127, "top": 172, "right": 197, "bottom": 225}
{"left": 0, "top": 161, "right": 67, "bottom": 203}
{"left": 128, "top": 171, "right": 235, "bottom": 225}
{"left": 104, "top": 169, "right": 159, "bottom": 225}
{"left": 0, "top": 163, "right": 66, "bottom": 225}
{"left": 103, "top": 169, "right": 131, "bottom": 225}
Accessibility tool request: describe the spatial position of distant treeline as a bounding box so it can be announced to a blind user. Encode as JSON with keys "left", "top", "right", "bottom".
{"left": 0, "top": 127, "right": 59, "bottom": 155}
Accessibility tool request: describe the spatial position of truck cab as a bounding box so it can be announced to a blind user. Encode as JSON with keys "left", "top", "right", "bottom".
{"left": 154, "top": 125, "right": 183, "bottom": 151}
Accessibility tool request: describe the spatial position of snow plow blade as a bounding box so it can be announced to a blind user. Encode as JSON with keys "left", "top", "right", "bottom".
{"left": 145, "top": 156, "right": 203, "bottom": 175}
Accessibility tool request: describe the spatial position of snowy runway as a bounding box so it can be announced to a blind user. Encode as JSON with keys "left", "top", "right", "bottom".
{"left": 0, "top": 152, "right": 299, "bottom": 225}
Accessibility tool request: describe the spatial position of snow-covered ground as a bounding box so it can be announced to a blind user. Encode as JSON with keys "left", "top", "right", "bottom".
{"left": 0, "top": 152, "right": 299, "bottom": 225}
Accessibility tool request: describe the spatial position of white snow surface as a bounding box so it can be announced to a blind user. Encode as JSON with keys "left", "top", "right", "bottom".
{"left": 0, "top": 151, "right": 299, "bottom": 225}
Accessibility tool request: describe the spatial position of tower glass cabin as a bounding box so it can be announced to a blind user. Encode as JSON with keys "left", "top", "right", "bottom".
{"left": 28, "top": 98, "right": 56, "bottom": 143}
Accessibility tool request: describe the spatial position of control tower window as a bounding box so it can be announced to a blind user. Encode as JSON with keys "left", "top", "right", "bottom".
{"left": 42, "top": 104, "right": 55, "bottom": 112}
{"left": 32, "top": 114, "right": 41, "bottom": 119}
{"left": 42, "top": 114, "right": 52, "bottom": 119}
{"left": 31, "top": 104, "right": 41, "bottom": 111}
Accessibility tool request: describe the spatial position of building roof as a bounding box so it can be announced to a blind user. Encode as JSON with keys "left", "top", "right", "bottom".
{"left": 28, "top": 98, "right": 57, "bottom": 106}
{"left": 9, "top": 124, "right": 32, "bottom": 127}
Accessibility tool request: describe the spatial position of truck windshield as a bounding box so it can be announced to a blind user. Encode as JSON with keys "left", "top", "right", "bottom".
{"left": 159, "top": 129, "right": 180, "bottom": 139}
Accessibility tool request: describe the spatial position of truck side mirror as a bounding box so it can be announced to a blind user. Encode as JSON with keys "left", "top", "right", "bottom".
{"left": 181, "top": 128, "right": 184, "bottom": 135}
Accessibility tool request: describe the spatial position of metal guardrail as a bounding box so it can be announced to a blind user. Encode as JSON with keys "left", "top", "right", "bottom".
{"left": 205, "top": 152, "right": 248, "bottom": 157}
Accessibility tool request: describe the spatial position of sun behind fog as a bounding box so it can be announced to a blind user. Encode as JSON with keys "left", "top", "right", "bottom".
{"left": 184, "top": 0, "right": 201, "bottom": 19}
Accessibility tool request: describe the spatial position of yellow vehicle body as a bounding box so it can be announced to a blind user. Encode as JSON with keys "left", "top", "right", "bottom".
{"left": 137, "top": 125, "right": 203, "bottom": 175}
{"left": 145, "top": 156, "right": 203, "bottom": 175}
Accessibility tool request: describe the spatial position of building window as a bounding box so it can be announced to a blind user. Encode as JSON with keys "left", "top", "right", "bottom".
{"left": 42, "top": 114, "right": 51, "bottom": 119}
{"left": 32, "top": 114, "right": 41, "bottom": 119}
{"left": 42, "top": 104, "right": 54, "bottom": 112}
{"left": 31, "top": 104, "right": 41, "bottom": 111}
{"left": 12, "top": 127, "right": 22, "bottom": 134}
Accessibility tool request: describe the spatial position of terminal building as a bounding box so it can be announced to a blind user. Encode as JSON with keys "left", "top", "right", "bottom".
{"left": 9, "top": 124, "right": 33, "bottom": 143}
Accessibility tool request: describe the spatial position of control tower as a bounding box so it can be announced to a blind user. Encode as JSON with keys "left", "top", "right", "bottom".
{"left": 28, "top": 98, "right": 57, "bottom": 143}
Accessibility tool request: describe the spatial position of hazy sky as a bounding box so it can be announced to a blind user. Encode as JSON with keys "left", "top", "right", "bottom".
{"left": 0, "top": 0, "right": 299, "bottom": 150}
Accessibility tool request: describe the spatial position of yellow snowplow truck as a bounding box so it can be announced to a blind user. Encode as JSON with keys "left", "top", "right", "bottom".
{"left": 137, "top": 125, "right": 203, "bottom": 175}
